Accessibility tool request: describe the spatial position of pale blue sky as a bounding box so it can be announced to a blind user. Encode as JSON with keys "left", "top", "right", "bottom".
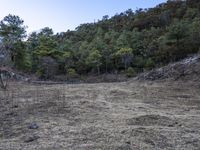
{"left": 0, "top": 0, "right": 167, "bottom": 34}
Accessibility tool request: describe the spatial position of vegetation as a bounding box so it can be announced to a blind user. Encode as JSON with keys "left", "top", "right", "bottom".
{"left": 0, "top": 0, "right": 200, "bottom": 79}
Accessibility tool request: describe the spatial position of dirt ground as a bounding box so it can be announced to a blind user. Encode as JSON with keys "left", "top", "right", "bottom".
{"left": 0, "top": 80, "right": 200, "bottom": 150}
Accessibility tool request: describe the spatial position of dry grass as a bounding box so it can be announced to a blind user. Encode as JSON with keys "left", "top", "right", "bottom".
{"left": 0, "top": 80, "right": 200, "bottom": 150}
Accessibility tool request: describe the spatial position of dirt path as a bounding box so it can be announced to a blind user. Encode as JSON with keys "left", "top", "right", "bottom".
{"left": 0, "top": 80, "right": 200, "bottom": 149}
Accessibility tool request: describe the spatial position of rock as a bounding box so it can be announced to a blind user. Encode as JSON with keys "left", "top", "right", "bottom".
{"left": 12, "top": 105, "right": 18, "bottom": 108}
{"left": 168, "top": 124, "right": 174, "bottom": 127}
{"left": 24, "top": 135, "right": 40, "bottom": 143}
{"left": 28, "top": 123, "right": 39, "bottom": 129}
{"left": 125, "top": 141, "right": 131, "bottom": 145}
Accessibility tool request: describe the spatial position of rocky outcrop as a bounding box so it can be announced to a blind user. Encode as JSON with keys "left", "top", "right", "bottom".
{"left": 137, "top": 55, "right": 200, "bottom": 81}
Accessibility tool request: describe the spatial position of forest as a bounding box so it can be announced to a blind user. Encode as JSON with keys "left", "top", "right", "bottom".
{"left": 0, "top": 0, "right": 200, "bottom": 80}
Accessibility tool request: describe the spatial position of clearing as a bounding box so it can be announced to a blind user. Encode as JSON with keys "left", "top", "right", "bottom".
{"left": 0, "top": 80, "right": 200, "bottom": 149}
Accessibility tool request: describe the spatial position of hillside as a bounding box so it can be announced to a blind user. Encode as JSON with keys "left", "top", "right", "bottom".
{"left": 0, "top": 0, "right": 200, "bottom": 80}
{"left": 137, "top": 54, "right": 200, "bottom": 81}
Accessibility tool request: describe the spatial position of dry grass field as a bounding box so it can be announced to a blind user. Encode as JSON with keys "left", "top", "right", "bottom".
{"left": 0, "top": 80, "right": 200, "bottom": 150}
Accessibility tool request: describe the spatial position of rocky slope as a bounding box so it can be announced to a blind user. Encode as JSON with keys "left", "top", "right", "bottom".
{"left": 137, "top": 54, "right": 200, "bottom": 81}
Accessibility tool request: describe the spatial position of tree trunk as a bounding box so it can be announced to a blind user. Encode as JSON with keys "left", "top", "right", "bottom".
{"left": 105, "top": 60, "right": 108, "bottom": 74}
{"left": 97, "top": 66, "right": 100, "bottom": 75}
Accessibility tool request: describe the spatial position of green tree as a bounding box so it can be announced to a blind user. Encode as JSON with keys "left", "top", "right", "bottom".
{"left": 167, "top": 20, "right": 189, "bottom": 49}
{"left": 27, "top": 31, "right": 42, "bottom": 72}
{"left": 130, "top": 29, "right": 144, "bottom": 56}
{"left": 189, "top": 18, "right": 200, "bottom": 52}
{"left": 116, "top": 31, "right": 130, "bottom": 49}
{"left": 0, "top": 14, "right": 26, "bottom": 43}
{"left": 115, "top": 47, "right": 133, "bottom": 70}
{"left": 0, "top": 14, "right": 27, "bottom": 67}
{"left": 86, "top": 49, "right": 102, "bottom": 75}
{"left": 31, "top": 27, "right": 61, "bottom": 75}
{"left": 38, "top": 27, "right": 54, "bottom": 37}
{"left": 34, "top": 36, "right": 57, "bottom": 57}
{"left": 62, "top": 51, "right": 73, "bottom": 72}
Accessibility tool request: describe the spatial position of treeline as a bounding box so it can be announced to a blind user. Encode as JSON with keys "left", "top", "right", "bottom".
{"left": 0, "top": 0, "right": 200, "bottom": 79}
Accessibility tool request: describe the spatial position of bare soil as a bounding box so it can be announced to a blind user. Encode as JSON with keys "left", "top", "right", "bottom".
{"left": 0, "top": 80, "right": 200, "bottom": 150}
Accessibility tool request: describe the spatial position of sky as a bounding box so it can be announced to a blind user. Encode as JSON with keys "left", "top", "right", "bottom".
{"left": 0, "top": 0, "right": 167, "bottom": 34}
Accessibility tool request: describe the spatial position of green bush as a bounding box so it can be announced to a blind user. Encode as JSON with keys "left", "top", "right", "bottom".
{"left": 145, "top": 58, "right": 155, "bottom": 70}
{"left": 36, "top": 68, "right": 45, "bottom": 78}
{"left": 67, "top": 68, "right": 78, "bottom": 78}
{"left": 126, "top": 67, "right": 136, "bottom": 77}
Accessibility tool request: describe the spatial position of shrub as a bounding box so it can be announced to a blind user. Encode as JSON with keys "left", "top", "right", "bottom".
{"left": 126, "top": 67, "right": 136, "bottom": 77}
{"left": 145, "top": 58, "right": 155, "bottom": 70}
{"left": 67, "top": 68, "right": 78, "bottom": 78}
{"left": 36, "top": 68, "right": 45, "bottom": 79}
